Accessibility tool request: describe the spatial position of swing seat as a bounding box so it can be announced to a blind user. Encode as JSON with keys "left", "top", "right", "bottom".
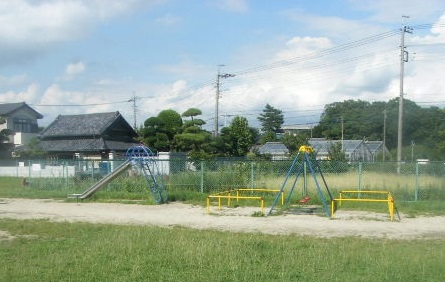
{"left": 299, "top": 196, "right": 311, "bottom": 204}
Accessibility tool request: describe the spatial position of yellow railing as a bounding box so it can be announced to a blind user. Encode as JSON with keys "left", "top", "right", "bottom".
{"left": 331, "top": 190, "right": 399, "bottom": 221}
{"left": 206, "top": 188, "right": 284, "bottom": 215}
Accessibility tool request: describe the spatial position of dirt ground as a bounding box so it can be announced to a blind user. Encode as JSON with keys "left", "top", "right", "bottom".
{"left": 1, "top": 198, "right": 444, "bottom": 239}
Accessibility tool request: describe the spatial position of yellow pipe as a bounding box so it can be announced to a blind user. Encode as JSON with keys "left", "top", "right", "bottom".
{"left": 206, "top": 197, "right": 210, "bottom": 213}
{"left": 261, "top": 198, "right": 264, "bottom": 215}
{"left": 332, "top": 190, "right": 398, "bottom": 221}
{"left": 333, "top": 198, "right": 391, "bottom": 203}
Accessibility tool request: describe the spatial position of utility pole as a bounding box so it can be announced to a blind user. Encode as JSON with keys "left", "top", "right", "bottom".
{"left": 383, "top": 109, "right": 387, "bottom": 162}
{"left": 129, "top": 92, "right": 138, "bottom": 129}
{"left": 214, "top": 65, "right": 235, "bottom": 136}
{"left": 396, "top": 16, "right": 412, "bottom": 173}
{"left": 341, "top": 116, "right": 344, "bottom": 151}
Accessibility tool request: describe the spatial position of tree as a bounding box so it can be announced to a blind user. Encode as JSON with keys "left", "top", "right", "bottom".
{"left": 258, "top": 104, "right": 284, "bottom": 133}
{"left": 157, "top": 109, "right": 183, "bottom": 138}
{"left": 175, "top": 108, "right": 211, "bottom": 152}
{"left": 313, "top": 98, "right": 445, "bottom": 160}
{"left": 182, "top": 108, "right": 202, "bottom": 121}
{"left": 282, "top": 133, "right": 309, "bottom": 155}
{"left": 219, "top": 116, "right": 253, "bottom": 157}
{"left": 0, "top": 116, "right": 12, "bottom": 143}
{"left": 140, "top": 110, "right": 183, "bottom": 152}
{"left": 13, "top": 137, "right": 46, "bottom": 159}
{"left": 257, "top": 104, "right": 284, "bottom": 144}
{"left": 0, "top": 116, "right": 14, "bottom": 157}
{"left": 327, "top": 142, "right": 346, "bottom": 161}
{"left": 181, "top": 108, "right": 206, "bottom": 128}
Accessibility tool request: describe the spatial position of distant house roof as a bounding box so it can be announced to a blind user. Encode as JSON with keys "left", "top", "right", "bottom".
{"left": 0, "top": 102, "right": 43, "bottom": 119}
{"left": 308, "top": 138, "right": 375, "bottom": 161}
{"left": 309, "top": 138, "right": 365, "bottom": 154}
{"left": 38, "top": 111, "right": 138, "bottom": 155}
{"left": 258, "top": 142, "right": 289, "bottom": 155}
{"left": 40, "top": 112, "right": 134, "bottom": 138}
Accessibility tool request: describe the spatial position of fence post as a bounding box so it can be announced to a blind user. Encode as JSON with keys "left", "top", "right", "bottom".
{"left": 358, "top": 162, "right": 362, "bottom": 191}
{"left": 250, "top": 162, "right": 254, "bottom": 188}
{"left": 200, "top": 161, "right": 204, "bottom": 193}
{"left": 415, "top": 162, "right": 419, "bottom": 201}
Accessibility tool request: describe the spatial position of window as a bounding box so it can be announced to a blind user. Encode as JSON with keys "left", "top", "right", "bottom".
{"left": 13, "top": 118, "right": 37, "bottom": 133}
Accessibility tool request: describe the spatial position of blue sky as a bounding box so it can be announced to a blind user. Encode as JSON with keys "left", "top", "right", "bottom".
{"left": 1, "top": 0, "right": 445, "bottom": 131}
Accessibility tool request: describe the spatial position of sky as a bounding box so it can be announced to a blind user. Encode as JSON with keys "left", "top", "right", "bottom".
{"left": 0, "top": 0, "right": 444, "bottom": 132}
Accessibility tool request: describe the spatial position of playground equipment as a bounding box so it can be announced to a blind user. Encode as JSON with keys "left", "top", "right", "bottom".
{"left": 68, "top": 145, "right": 167, "bottom": 204}
{"left": 268, "top": 145, "right": 333, "bottom": 217}
{"left": 207, "top": 188, "right": 285, "bottom": 215}
{"left": 331, "top": 190, "right": 400, "bottom": 221}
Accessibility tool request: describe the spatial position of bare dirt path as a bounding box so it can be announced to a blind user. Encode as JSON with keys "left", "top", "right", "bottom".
{"left": 1, "top": 198, "right": 444, "bottom": 239}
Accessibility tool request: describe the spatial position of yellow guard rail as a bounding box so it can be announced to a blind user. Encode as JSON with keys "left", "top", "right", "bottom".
{"left": 331, "top": 190, "right": 399, "bottom": 221}
{"left": 207, "top": 188, "right": 284, "bottom": 215}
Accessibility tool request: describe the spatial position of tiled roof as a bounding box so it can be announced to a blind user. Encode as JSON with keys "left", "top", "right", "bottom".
{"left": 258, "top": 142, "right": 289, "bottom": 155}
{"left": 40, "top": 112, "right": 133, "bottom": 138}
{"left": 0, "top": 102, "right": 43, "bottom": 118}
{"left": 38, "top": 138, "right": 139, "bottom": 152}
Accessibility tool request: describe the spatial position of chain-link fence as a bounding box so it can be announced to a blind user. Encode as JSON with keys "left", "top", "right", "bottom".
{"left": 1, "top": 158, "right": 444, "bottom": 201}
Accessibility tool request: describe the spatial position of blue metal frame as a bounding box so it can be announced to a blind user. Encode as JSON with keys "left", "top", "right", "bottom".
{"left": 268, "top": 149, "right": 333, "bottom": 217}
{"left": 125, "top": 145, "right": 168, "bottom": 204}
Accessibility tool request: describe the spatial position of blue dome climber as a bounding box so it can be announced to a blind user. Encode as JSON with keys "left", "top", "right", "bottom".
{"left": 125, "top": 145, "right": 168, "bottom": 204}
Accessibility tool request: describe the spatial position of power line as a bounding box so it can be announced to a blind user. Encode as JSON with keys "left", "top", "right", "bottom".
{"left": 30, "top": 100, "right": 129, "bottom": 107}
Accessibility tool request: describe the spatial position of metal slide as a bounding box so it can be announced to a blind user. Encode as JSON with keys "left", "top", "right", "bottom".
{"left": 68, "top": 160, "right": 131, "bottom": 199}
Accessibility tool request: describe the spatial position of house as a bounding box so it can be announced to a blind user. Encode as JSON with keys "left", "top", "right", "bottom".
{"left": 308, "top": 138, "right": 375, "bottom": 162}
{"left": 36, "top": 111, "right": 139, "bottom": 159}
{"left": 282, "top": 124, "right": 314, "bottom": 137}
{"left": 257, "top": 142, "right": 290, "bottom": 160}
{"left": 0, "top": 102, "right": 43, "bottom": 146}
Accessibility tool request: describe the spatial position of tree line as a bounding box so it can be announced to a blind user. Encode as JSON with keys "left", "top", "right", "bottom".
{"left": 313, "top": 99, "right": 445, "bottom": 161}
{"left": 139, "top": 99, "right": 445, "bottom": 161}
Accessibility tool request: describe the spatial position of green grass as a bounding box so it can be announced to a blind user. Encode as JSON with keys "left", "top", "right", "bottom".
{"left": 1, "top": 219, "right": 444, "bottom": 282}
{"left": 1, "top": 174, "right": 444, "bottom": 281}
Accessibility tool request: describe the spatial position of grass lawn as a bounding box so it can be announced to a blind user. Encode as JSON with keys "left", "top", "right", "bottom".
{"left": 1, "top": 176, "right": 445, "bottom": 281}
{"left": 1, "top": 219, "right": 444, "bottom": 282}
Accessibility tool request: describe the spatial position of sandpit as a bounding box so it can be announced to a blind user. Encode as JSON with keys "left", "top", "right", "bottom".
{"left": 1, "top": 198, "right": 444, "bottom": 239}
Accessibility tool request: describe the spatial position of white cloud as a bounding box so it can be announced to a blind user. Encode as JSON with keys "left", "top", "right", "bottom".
{"left": 275, "top": 36, "right": 333, "bottom": 60}
{"left": 37, "top": 84, "right": 116, "bottom": 124}
{"left": 0, "top": 83, "right": 40, "bottom": 104}
{"left": 0, "top": 0, "right": 161, "bottom": 65}
{"left": 0, "top": 1, "right": 91, "bottom": 45}
{"left": 171, "top": 80, "right": 187, "bottom": 95}
{"left": 60, "top": 61, "right": 86, "bottom": 81}
{"left": 411, "top": 13, "right": 445, "bottom": 44}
